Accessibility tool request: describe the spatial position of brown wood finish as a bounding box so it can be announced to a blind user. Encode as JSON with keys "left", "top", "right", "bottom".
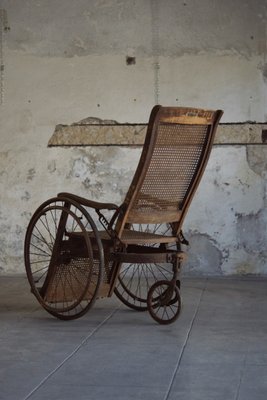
{"left": 116, "top": 106, "right": 223, "bottom": 238}
{"left": 25, "top": 105, "right": 223, "bottom": 324}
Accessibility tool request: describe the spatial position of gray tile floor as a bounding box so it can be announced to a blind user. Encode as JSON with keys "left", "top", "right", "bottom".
{"left": 1, "top": 275, "right": 267, "bottom": 400}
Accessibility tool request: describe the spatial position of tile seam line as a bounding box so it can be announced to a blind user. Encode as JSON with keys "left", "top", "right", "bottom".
{"left": 22, "top": 307, "right": 120, "bottom": 400}
{"left": 163, "top": 278, "right": 208, "bottom": 400}
{"left": 234, "top": 348, "right": 248, "bottom": 400}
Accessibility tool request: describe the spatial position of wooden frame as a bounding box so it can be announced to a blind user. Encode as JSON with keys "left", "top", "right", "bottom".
{"left": 25, "top": 105, "right": 223, "bottom": 324}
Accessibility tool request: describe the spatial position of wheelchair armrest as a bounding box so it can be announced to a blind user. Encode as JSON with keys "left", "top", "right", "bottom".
{"left": 57, "top": 192, "right": 119, "bottom": 210}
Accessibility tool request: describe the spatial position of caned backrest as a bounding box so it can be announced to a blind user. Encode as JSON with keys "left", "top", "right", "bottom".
{"left": 116, "top": 105, "right": 223, "bottom": 237}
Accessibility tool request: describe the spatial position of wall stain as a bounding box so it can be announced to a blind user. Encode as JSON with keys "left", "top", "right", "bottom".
{"left": 26, "top": 168, "right": 36, "bottom": 182}
{"left": 21, "top": 191, "right": 30, "bottom": 201}
{"left": 260, "top": 63, "right": 267, "bottom": 83}
{"left": 183, "top": 231, "right": 222, "bottom": 276}
{"left": 236, "top": 209, "right": 267, "bottom": 255}
{"left": 48, "top": 160, "right": 56, "bottom": 173}
{"left": 246, "top": 145, "right": 267, "bottom": 177}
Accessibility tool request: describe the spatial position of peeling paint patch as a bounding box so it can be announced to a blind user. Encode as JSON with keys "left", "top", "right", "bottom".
{"left": 236, "top": 209, "right": 267, "bottom": 255}
{"left": 183, "top": 232, "right": 222, "bottom": 276}
{"left": 69, "top": 157, "right": 92, "bottom": 179}
{"left": 246, "top": 145, "right": 267, "bottom": 177}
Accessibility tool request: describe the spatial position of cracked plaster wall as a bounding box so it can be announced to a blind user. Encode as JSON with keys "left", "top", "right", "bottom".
{"left": 184, "top": 146, "right": 267, "bottom": 275}
{"left": 0, "top": 0, "right": 267, "bottom": 274}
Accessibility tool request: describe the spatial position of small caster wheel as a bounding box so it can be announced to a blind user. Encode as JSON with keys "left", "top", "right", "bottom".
{"left": 147, "top": 280, "right": 182, "bottom": 325}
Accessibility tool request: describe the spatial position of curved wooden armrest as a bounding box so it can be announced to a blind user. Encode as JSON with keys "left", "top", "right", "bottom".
{"left": 57, "top": 192, "right": 119, "bottom": 210}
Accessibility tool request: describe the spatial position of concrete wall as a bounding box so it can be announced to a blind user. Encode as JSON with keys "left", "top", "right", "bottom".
{"left": 0, "top": 0, "right": 266, "bottom": 275}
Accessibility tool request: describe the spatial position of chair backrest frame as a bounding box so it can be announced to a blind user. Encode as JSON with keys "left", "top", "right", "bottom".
{"left": 115, "top": 105, "right": 223, "bottom": 238}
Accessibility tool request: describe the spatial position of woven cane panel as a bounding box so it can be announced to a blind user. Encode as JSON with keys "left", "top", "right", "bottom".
{"left": 44, "top": 257, "right": 99, "bottom": 303}
{"left": 66, "top": 231, "right": 112, "bottom": 284}
{"left": 130, "top": 123, "right": 208, "bottom": 217}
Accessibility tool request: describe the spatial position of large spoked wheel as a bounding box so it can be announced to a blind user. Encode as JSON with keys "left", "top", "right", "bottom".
{"left": 147, "top": 280, "right": 182, "bottom": 324}
{"left": 24, "top": 197, "right": 104, "bottom": 320}
{"left": 114, "top": 223, "right": 178, "bottom": 311}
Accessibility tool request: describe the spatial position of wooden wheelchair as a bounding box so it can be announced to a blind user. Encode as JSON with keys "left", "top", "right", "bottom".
{"left": 24, "top": 106, "right": 223, "bottom": 324}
